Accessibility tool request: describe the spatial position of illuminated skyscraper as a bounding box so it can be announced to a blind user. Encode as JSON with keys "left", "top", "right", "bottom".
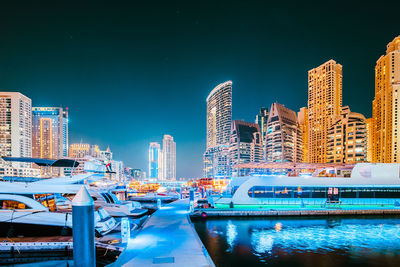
{"left": 206, "top": 81, "right": 232, "bottom": 147}
{"left": 162, "top": 134, "right": 176, "bottom": 180}
{"left": 0, "top": 92, "right": 32, "bottom": 167}
{"left": 69, "top": 143, "right": 91, "bottom": 158}
{"left": 366, "top": 118, "right": 373, "bottom": 162}
{"left": 255, "top": 107, "right": 269, "bottom": 159}
{"left": 229, "top": 120, "right": 263, "bottom": 176}
{"left": 327, "top": 106, "right": 367, "bottom": 163}
{"left": 372, "top": 35, "right": 400, "bottom": 162}
{"left": 32, "top": 107, "right": 68, "bottom": 159}
{"left": 265, "top": 103, "right": 303, "bottom": 163}
{"left": 204, "top": 81, "right": 232, "bottom": 177}
{"left": 149, "top": 142, "right": 161, "bottom": 179}
{"left": 307, "top": 60, "right": 343, "bottom": 163}
{"left": 298, "top": 107, "right": 309, "bottom": 162}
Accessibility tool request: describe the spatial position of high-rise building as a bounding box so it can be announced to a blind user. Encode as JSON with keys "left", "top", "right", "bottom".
{"left": 0, "top": 92, "right": 32, "bottom": 168}
{"left": 204, "top": 145, "right": 229, "bottom": 178}
{"left": 149, "top": 142, "right": 161, "bottom": 179}
{"left": 265, "top": 103, "right": 303, "bottom": 163}
{"left": 366, "top": 118, "right": 373, "bottom": 162}
{"left": 62, "top": 108, "right": 69, "bottom": 157}
{"left": 229, "top": 120, "right": 263, "bottom": 176}
{"left": 298, "top": 107, "right": 309, "bottom": 162}
{"left": 99, "top": 146, "right": 112, "bottom": 161}
{"left": 32, "top": 107, "right": 68, "bottom": 159}
{"left": 162, "top": 135, "right": 176, "bottom": 180}
{"left": 372, "top": 36, "right": 400, "bottom": 162}
{"left": 255, "top": 107, "right": 269, "bottom": 159}
{"left": 206, "top": 81, "right": 232, "bottom": 148}
{"left": 327, "top": 106, "right": 367, "bottom": 163}
{"left": 111, "top": 160, "right": 124, "bottom": 182}
{"left": 204, "top": 81, "right": 232, "bottom": 178}
{"left": 307, "top": 60, "right": 343, "bottom": 163}
{"left": 69, "top": 143, "right": 91, "bottom": 158}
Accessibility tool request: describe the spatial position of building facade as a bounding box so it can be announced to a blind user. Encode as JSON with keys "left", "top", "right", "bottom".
{"left": 298, "top": 107, "right": 309, "bottom": 162}
{"left": 307, "top": 60, "right": 343, "bottom": 163}
{"left": 69, "top": 143, "right": 91, "bottom": 158}
{"left": 265, "top": 103, "right": 303, "bottom": 163}
{"left": 204, "top": 145, "right": 229, "bottom": 178}
{"left": 255, "top": 107, "right": 269, "bottom": 160}
{"left": 366, "top": 118, "right": 373, "bottom": 162}
{"left": 372, "top": 35, "right": 400, "bottom": 162}
{"left": 32, "top": 107, "right": 68, "bottom": 159}
{"left": 327, "top": 106, "right": 367, "bottom": 163}
{"left": 204, "top": 81, "right": 232, "bottom": 178}
{"left": 162, "top": 134, "right": 176, "bottom": 180}
{"left": 229, "top": 120, "right": 263, "bottom": 176}
{"left": 0, "top": 92, "right": 32, "bottom": 168}
{"left": 149, "top": 142, "right": 161, "bottom": 179}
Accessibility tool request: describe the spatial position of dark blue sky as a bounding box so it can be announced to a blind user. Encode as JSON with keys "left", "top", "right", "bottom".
{"left": 0, "top": 1, "right": 399, "bottom": 177}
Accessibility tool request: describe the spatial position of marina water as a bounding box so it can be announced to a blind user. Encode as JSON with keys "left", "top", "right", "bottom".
{"left": 193, "top": 216, "right": 400, "bottom": 266}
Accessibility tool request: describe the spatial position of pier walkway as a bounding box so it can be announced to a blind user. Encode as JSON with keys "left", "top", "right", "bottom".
{"left": 111, "top": 199, "right": 214, "bottom": 267}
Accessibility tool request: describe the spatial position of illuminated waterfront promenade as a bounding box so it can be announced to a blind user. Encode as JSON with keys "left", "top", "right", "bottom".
{"left": 112, "top": 199, "right": 214, "bottom": 266}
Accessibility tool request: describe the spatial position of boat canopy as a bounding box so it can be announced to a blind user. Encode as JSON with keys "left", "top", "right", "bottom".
{"left": 1, "top": 157, "right": 79, "bottom": 168}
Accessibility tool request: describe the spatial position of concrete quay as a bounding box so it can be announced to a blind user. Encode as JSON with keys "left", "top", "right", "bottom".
{"left": 111, "top": 199, "right": 214, "bottom": 267}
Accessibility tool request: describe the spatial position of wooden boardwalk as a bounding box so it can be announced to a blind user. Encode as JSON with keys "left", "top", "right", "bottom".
{"left": 111, "top": 199, "right": 214, "bottom": 267}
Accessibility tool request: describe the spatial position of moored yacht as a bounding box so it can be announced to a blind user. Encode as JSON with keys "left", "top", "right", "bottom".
{"left": 214, "top": 163, "right": 400, "bottom": 208}
{"left": 0, "top": 188, "right": 118, "bottom": 237}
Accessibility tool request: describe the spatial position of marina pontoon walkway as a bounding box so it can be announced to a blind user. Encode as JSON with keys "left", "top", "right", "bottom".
{"left": 111, "top": 199, "right": 214, "bottom": 267}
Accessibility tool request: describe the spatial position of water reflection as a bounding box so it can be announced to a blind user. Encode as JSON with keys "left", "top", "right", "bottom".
{"left": 226, "top": 220, "right": 238, "bottom": 251}
{"left": 194, "top": 216, "right": 400, "bottom": 266}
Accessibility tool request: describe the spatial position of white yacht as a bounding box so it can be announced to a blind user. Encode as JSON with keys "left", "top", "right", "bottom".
{"left": 214, "top": 163, "right": 400, "bottom": 208}
{"left": 63, "top": 190, "right": 147, "bottom": 217}
{"left": 0, "top": 188, "right": 118, "bottom": 237}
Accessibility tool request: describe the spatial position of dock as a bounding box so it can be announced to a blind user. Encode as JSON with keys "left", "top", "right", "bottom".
{"left": 193, "top": 207, "right": 400, "bottom": 217}
{"left": 111, "top": 199, "right": 215, "bottom": 266}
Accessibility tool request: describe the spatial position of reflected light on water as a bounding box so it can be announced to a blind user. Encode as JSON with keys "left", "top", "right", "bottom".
{"left": 274, "top": 222, "right": 282, "bottom": 232}
{"left": 226, "top": 220, "right": 238, "bottom": 250}
{"left": 195, "top": 217, "right": 400, "bottom": 266}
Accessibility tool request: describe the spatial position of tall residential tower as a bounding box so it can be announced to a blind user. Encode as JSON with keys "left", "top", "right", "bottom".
{"left": 307, "top": 60, "right": 343, "bottom": 163}
{"left": 0, "top": 92, "right": 32, "bottom": 167}
{"left": 149, "top": 142, "right": 161, "bottom": 179}
{"left": 32, "top": 107, "right": 69, "bottom": 159}
{"left": 204, "top": 81, "right": 232, "bottom": 178}
{"left": 162, "top": 134, "right": 176, "bottom": 180}
{"left": 229, "top": 120, "right": 263, "bottom": 176}
{"left": 265, "top": 103, "right": 303, "bottom": 163}
{"left": 327, "top": 106, "right": 367, "bottom": 163}
{"left": 372, "top": 36, "right": 400, "bottom": 162}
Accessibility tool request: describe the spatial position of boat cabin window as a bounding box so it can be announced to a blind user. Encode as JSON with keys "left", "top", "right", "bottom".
{"left": 247, "top": 186, "right": 273, "bottom": 198}
{"left": 246, "top": 186, "right": 400, "bottom": 199}
{"left": 101, "top": 193, "right": 114, "bottom": 203}
{"left": 0, "top": 200, "right": 30, "bottom": 209}
{"left": 34, "top": 194, "right": 56, "bottom": 212}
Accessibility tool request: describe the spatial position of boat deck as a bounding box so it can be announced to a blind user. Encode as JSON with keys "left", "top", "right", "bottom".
{"left": 111, "top": 199, "right": 214, "bottom": 266}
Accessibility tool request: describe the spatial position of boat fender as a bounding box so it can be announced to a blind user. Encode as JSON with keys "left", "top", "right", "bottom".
{"left": 7, "top": 225, "right": 15, "bottom": 238}
{"left": 61, "top": 213, "right": 70, "bottom": 236}
{"left": 201, "top": 212, "right": 207, "bottom": 218}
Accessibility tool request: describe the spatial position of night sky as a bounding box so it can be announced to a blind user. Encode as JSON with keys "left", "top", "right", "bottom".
{"left": 0, "top": 1, "right": 399, "bottom": 177}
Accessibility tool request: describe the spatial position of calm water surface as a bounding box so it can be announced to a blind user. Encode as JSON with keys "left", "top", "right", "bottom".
{"left": 193, "top": 216, "right": 400, "bottom": 267}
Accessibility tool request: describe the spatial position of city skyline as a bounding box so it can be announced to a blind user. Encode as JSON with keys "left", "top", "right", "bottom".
{"left": 0, "top": 2, "right": 399, "bottom": 177}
